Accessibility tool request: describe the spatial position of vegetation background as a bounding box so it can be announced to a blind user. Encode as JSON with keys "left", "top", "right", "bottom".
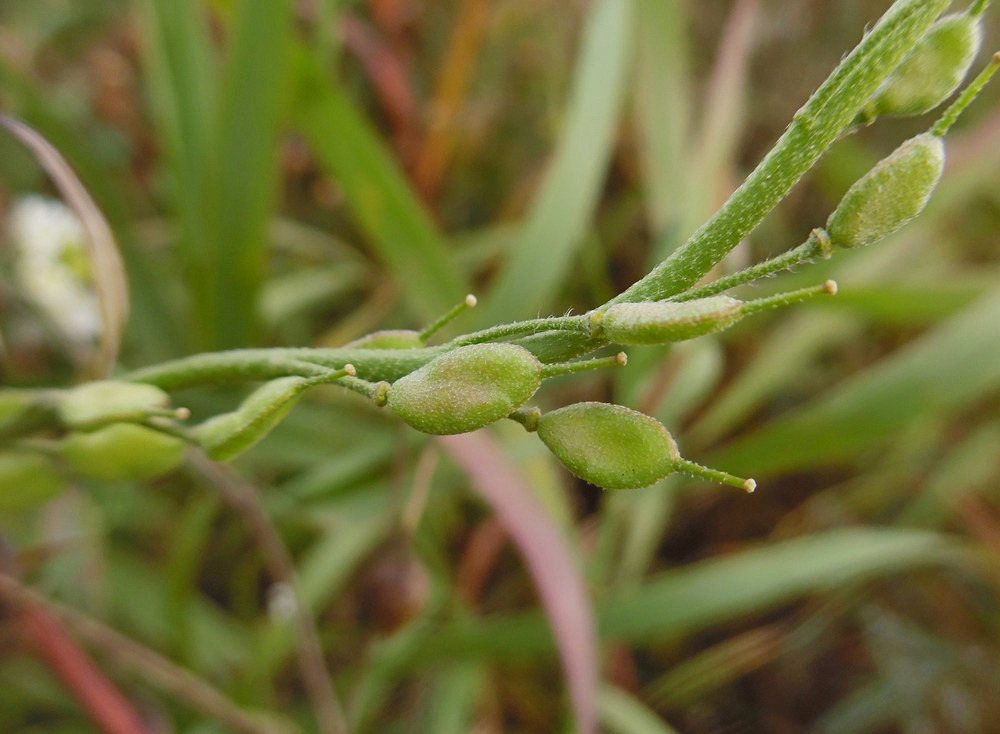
{"left": 2, "top": 0, "right": 1000, "bottom": 732}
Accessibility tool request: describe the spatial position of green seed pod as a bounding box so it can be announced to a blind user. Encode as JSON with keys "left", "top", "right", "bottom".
{"left": 61, "top": 424, "right": 186, "bottom": 481}
{"left": 826, "top": 132, "right": 944, "bottom": 249}
{"left": 863, "top": 12, "right": 981, "bottom": 121}
{"left": 591, "top": 297, "right": 744, "bottom": 345}
{"left": 387, "top": 344, "right": 541, "bottom": 435}
{"left": 194, "top": 376, "right": 311, "bottom": 460}
{"left": 344, "top": 330, "right": 425, "bottom": 349}
{"left": 0, "top": 452, "right": 65, "bottom": 511}
{"left": 536, "top": 402, "right": 679, "bottom": 489}
{"left": 57, "top": 381, "right": 172, "bottom": 429}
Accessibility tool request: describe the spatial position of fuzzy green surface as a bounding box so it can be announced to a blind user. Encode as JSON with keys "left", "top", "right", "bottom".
{"left": 537, "top": 402, "right": 680, "bottom": 489}
{"left": 826, "top": 133, "right": 944, "bottom": 249}
{"left": 387, "top": 344, "right": 541, "bottom": 435}
{"left": 869, "top": 13, "right": 981, "bottom": 118}
{"left": 597, "top": 298, "right": 744, "bottom": 345}
{"left": 344, "top": 330, "right": 425, "bottom": 349}
{"left": 195, "top": 376, "right": 310, "bottom": 460}
{"left": 0, "top": 452, "right": 64, "bottom": 511}
{"left": 60, "top": 424, "right": 186, "bottom": 481}
{"left": 57, "top": 381, "right": 170, "bottom": 428}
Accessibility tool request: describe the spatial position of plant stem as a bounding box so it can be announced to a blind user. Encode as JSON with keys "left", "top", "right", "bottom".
{"left": 673, "top": 229, "right": 831, "bottom": 301}
{"left": 604, "top": 0, "right": 950, "bottom": 306}
{"left": 447, "top": 315, "right": 590, "bottom": 346}
{"left": 932, "top": 51, "right": 1000, "bottom": 137}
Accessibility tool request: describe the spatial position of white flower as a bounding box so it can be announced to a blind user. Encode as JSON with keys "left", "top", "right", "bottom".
{"left": 8, "top": 195, "right": 102, "bottom": 344}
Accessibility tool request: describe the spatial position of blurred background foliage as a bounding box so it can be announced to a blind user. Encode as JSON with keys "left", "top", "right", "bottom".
{"left": 2, "top": 0, "right": 1000, "bottom": 732}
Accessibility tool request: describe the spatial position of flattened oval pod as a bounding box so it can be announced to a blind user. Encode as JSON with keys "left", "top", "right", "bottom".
{"left": 61, "top": 424, "right": 186, "bottom": 481}
{"left": 387, "top": 343, "right": 541, "bottom": 435}
{"left": 591, "top": 297, "right": 744, "bottom": 345}
{"left": 0, "top": 452, "right": 64, "bottom": 511}
{"left": 194, "top": 376, "right": 312, "bottom": 460}
{"left": 57, "top": 381, "right": 172, "bottom": 429}
{"left": 863, "top": 12, "right": 981, "bottom": 121}
{"left": 536, "top": 402, "right": 679, "bottom": 489}
{"left": 344, "top": 330, "right": 424, "bottom": 350}
{"left": 826, "top": 132, "right": 944, "bottom": 249}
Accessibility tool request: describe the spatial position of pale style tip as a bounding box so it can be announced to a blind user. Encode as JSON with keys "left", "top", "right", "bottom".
{"left": 824, "top": 279, "right": 838, "bottom": 295}
{"left": 174, "top": 407, "right": 191, "bottom": 421}
{"left": 344, "top": 363, "right": 357, "bottom": 377}
{"left": 744, "top": 478, "right": 757, "bottom": 493}
{"left": 615, "top": 351, "right": 628, "bottom": 366}
{"left": 464, "top": 294, "right": 478, "bottom": 308}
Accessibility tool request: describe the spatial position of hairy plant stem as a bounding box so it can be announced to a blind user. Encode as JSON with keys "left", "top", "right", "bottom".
{"left": 673, "top": 229, "right": 832, "bottom": 302}
{"left": 603, "top": 0, "right": 949, "bottom": 307}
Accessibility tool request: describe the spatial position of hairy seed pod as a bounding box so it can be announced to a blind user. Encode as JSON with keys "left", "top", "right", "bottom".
{"left": 387, "top": 344, "right": 541, "bottom": 435}
{"left": 57, "top": 381, "right": 171, "bottom": 429}
{"left": 864, "top": 12, "right": 981, "bottom": 120}
{"left": 61, "top": 424, "right": 186, "bottom": 481}
{"left": 194, "top": 376, "right": 311, "bottom": 460}
{"left": 0, "top": 452, "right": 64, "bottom": 511}
{"left": 826, "top": 132, "right": 944, "bottom": 249}
{"left": 344, "top": 330, "right": 424, "bottom": 349}
{"left": 536, "top": 402, "right": 679, "bottom": 489}
{"left": 591, "top": 297, "right": 744, "bottom": 345}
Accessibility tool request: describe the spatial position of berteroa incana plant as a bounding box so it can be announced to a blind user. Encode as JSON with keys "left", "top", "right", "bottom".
{"left": 4, "top": 0, "right": 996, "bottom": 495}
{"left": 1, "top": 0, "right": 999, "bottom": 731}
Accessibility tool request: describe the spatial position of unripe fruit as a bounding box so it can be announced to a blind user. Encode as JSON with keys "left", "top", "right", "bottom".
{"left": 536, "top": 402, "right": 679, "bottom": 489}
{"left": 592, "top": 297, "right": 744, "bottom": 345}
{"left": 61, "top": 424, "right": 186, "bottom": 481}
{"left": 194, "top": 376, "right": 311, "bottom": 460}
{"left": 344, "top": 330, "right": 424, "bottom": 349}
{"left": 0, "top": 452, "right": 64, "bottom": 511}
{"left": 864, "top": 12, "right": 981, "bottom": 120}
{"left": 387, "top": 344, "right": 541, "bottom": 435}
{"left": 57, "top": 381, "right": 172, "bottom": 429}
{"left": 826, "top": 132, "right": 944, "bottom": 249}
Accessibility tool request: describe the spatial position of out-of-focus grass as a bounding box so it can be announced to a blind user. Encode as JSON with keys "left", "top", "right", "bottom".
{"left": 2, "top": 1, "right": 1000, "bottom": 732}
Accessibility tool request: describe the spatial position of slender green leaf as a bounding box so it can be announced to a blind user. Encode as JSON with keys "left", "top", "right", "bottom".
{"left": 708, "top": 287, "right": 1000, "bottom": 476}
{"left": 477, "top": 0, "right": 635, "bottom": 326}
{"left": 292, "top": 45, "right": 467, "bottom": 322}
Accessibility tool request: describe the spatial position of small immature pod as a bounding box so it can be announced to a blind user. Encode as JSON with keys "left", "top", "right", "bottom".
{"left": 387, "top": 343, "right": 541, "bottom": 435}
{"left": 60, "top": 424, "right": 186, "bottom": 481}
{"left": 863, "top": 11, "right": 982, "bottom": 121}
{"left": 194, "top": 376, "right": 312, "bottom": 460}
{"left": 826, "top": 132, "right": 944, "bottom": 249}
{"left": 57, "top": 381, "right": 173, "bottom": 429}
{"left": 536, "top": 402, "right": 679, "bottom": 489}
{"left": 591, "top": 297, "right": 744, "bottom": 345}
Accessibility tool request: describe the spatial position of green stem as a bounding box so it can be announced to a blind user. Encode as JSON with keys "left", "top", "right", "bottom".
{"left": 673, "top": 229, "right": 831, "bottom": 302}
{"left": 970, "top": 0, "right": 990, "bottom": 18}
{"left": 605, "top": 0, "right": 949, "bottom": 306}
{"left": 448, "top": 316, "right": 590, "bottom": 347}
{"left": 124, "top": 347, "right": 445, "bottom": 390}
{"left": 673, "top": 458, "right": 756, "bottom": 493}
{"left": 932, "top": 51, "right": 1000, "bottom": 137}
{"left": 739, "top": 279, "right": 837, "bottom": 317}
{"left": 540, "top": 352, "right": 627, "bottom": 379}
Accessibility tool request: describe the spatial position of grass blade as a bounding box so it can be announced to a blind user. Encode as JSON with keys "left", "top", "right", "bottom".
{"left": 476, "top": 0, "right": 635, "bottom": 326}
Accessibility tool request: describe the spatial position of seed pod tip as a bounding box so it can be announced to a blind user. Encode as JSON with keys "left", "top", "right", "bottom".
{"left": 615, "top": 351, "right": 628, "bottom": 366}
{"left": 823, "top": 280, "right": 838, "bottom": 295}
{"left": 465, "top": 294, "right": 478, "bottom": 308}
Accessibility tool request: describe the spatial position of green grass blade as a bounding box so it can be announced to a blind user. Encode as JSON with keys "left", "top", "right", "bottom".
{"left": 292, "top": 45, "right": 467, "bottom": 323}
{"left": 598, "top": 684, "right": 680, "bottom": 734}
{"left": 207, "top": 0, "right": 294, "bottom": 347}
{"left": 707, "top": 287, "right": 1000, "bottom": 476}
{"left": 632, "top": 0, "right": 690, "bottom": 239}
{"left": 476, "top": 0, "right": 634, "bottom": 326}
{"left": 397, "top": 527, "right": 960, "bottom": 661}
